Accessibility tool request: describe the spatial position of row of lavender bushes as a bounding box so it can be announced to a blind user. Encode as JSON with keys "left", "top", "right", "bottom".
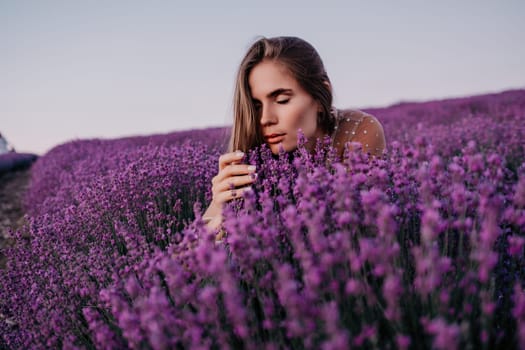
{"left": 1, "top": 90, "right": 525, "bottom": 349}
{"left": 0, "top": 129, "right": 226, "bottom": 348}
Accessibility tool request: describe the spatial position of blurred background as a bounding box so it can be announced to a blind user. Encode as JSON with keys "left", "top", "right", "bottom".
{"left": 1, "top": 0, "right": 524, "bottom": 155}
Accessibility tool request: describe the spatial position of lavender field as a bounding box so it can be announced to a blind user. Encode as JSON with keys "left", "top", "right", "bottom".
{"left": 1, "top": 89, "right": 524, "bottom": 349}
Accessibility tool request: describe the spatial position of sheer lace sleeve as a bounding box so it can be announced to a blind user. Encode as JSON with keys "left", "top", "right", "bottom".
{"left": 333, "top": 110, "right": 386, "bottom": 158}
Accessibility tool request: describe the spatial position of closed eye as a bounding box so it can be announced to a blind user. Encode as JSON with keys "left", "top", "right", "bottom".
{"left": 277, "top": 99, "right": 290, "bottom": 104}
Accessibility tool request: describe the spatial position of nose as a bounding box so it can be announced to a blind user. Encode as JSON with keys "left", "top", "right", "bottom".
{"left": 260, "top": 104, "right": 277, "bottom": 126}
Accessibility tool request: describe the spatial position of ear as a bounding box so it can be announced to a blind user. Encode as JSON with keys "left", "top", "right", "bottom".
{"left": 323, "top": 80, "right": 332, "bottom": 94}
{"left": 317, "top": 80, "right": 332, "bottom": 113}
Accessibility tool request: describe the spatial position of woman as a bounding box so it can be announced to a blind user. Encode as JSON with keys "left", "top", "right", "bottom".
{"left": 204, "top": 36, "right": 386, "bottom": 234}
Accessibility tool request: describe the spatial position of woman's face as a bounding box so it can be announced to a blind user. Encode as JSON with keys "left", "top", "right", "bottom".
{"left": 248, "top": 59, "right": 323, "bottom": 154}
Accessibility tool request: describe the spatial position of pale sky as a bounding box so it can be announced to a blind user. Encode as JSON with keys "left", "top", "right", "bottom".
{"left": 1, "top": 0, "right": 524, "bottom": 154}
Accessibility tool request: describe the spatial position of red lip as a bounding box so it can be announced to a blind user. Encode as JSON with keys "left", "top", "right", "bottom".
{"left": 264, "top": 133, "right": 286, "bottom": 138}
{"left": 264, "top": 133, "right": 286, "bottom": 144}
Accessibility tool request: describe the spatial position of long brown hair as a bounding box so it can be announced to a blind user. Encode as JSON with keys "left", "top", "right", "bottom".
{"left": 230, "top": 36, "right": 335, "bottom": 152}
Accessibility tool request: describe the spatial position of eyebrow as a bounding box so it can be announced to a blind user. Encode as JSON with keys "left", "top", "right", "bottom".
{"left": 253, "top": 88, "right": 293, "bottom": 101}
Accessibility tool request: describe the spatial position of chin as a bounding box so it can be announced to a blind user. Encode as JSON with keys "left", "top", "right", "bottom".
{"left": 268, "top": 142, "right": 296, "bottom": 154}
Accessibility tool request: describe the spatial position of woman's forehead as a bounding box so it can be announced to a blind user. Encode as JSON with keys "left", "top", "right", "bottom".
{"left": 248, "top": 60, "right": 299, "bottom": 99}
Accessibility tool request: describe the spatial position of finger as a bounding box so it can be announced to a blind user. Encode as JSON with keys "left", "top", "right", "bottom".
{"left": 218, "top": 151, "right": 245, "bottom": 171}
{"left": 216, "top": 173, "right": 257, "bottom": 192}
{"left": 216, "top": 185, "right": 253, "bottom": 203}
{"left": 215, "top": 228, "right": 226, "bottom": 242}
{"left": 215, "top": 164, "right": 256, "bottom": 183}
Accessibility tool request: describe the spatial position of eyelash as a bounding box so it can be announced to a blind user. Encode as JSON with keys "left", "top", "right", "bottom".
{"left": 254, "top": 99, "right": 290, "bottom": 110}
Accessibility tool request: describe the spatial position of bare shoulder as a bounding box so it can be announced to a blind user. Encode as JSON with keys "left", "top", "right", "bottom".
{"left": 333, "top": 109, "right": 386, "bottom": 157}
{"left": 334, "top": 108, "right": 383, "bottom": 135}
{"left": 337, "top": 108, "right": 376, "bottom": 120}
{"left": 337, "top": 108, "right": 365, "bottom": 120}
{"left": 356, "top": 111, "right": 384, "bottom": 132}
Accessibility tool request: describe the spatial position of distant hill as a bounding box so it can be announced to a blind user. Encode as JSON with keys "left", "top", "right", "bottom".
{"left": 0, "top": 153, "right": 38, "bottom": 176}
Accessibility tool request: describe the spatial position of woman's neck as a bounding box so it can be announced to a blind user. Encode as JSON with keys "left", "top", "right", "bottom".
{"left": 305, "top": 107, "right": 339, "bottom": 153}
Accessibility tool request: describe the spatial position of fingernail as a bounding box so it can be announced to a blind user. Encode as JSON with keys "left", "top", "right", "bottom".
{"left": 247, "top": 165, "right": 256, "bottom": 172}
{"left": 236, "top": 151, "right": 244, "bottom": 157}
{"left": 250, "top": 172, "right": 258, "bottom": 180}
{"left": 244, "top": 186, "right": 253, "bottom": 192}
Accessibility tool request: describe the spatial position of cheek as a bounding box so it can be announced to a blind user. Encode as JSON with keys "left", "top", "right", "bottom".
{"left": 295, "top": 108, "right": 317, "bottom": 135}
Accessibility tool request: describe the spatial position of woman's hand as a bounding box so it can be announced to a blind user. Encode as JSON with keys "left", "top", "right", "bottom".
{"left": 203, "top": 151, "right": 256, "bottom": 231}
